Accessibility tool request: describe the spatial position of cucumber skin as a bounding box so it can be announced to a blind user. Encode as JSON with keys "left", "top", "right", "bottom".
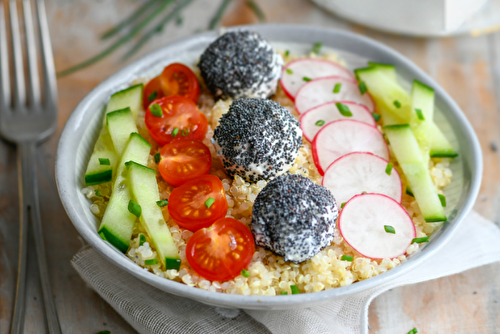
{"left": 106, "top": 84, "right": 144, "bottom": 120}
{"left": 84, "top": 169, "right": 112, "bottom": 185}
{"left": 99, "top": 226, "right": 129, "bottom": 253}
{"left": 430, "top": 149, "right": 459, "bottom": 158}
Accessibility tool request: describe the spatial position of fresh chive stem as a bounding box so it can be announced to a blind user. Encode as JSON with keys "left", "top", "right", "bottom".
{"left": 150, "top": 103, "right": 163, "bottom": 117}
{"left": 359, "top": 81, "right": 367, "bottom": 95}
{"left": 385, "top": 163, "right": 393, "bottom": 175}
{"left": 181, "top": 129, "right": 189, "bottom": 136}
{"left": 336, "top": 102, "right": 353, "bottom": 117}
{"left": 209, "top": 0, "right": 233, "bottom": 29}
{"left": 171, "top": 127, "right": 179, "bottom": 137}
{"left": 145, "top": 258, "right": 159, "bottom": 265}
{"left": 415, "top": 108, "right": 425, "bottom": 121}
{"left": 384, "top": 225, "right": 396, "bottom": 234}
{"left": 341, "top": 202, "right": 346, "bottom": 209}
{"left": 438, "top": 194, "right": 447, "bottom": 207}
{"left": 281, "top": 291, "right": 288, "bottom": 295}
{"left": 412, "top": 236, "right": 430, "bottom": 244}
{"left": 241, "top": 269, "right": 250, "bottom": 277}
{"left": 290, "top": 285, "right": 300, "bottom": 294}
{"left": 311, "top": 42, "right": 322, "bottom": 54}
{"left": 407, "top": 328, "right": 418, "bottom": 334}
{"left": 154, "top": 152, "right": 161, "bottom": 163}
{"left": 148, "top": 90, "right": 158, "bottom": 102}
{"left": 285, "top": 50, "right": 290, "bottom": 56}
{"left": 128, "top": 200, "right": 142, "bottom": 217}
{"left": 302, "top": 76, "right": 312, "bottom": 82}
{"left": 341, "top": 255, "right": 353, "bottom": 262}
{"left": 286, "top": 68, "right": 293, "bottom": 74}
{"left": 372, "top": 112, "right": 381, "bottom": 122}
{"left": 139, "top": 234, "right": 146, "bottom": 246}
{"left": 205, "top": 197, "right": 215, "bottom": 208}
{"left": 246, "top": 0, "right": 266, "bottom": 22}
{"left": 333, "top": 83, "right": 342, "bottom": 93}
{"left": 315, "top": 120, "right": 325, "bottom": 126}
{"left": 156, "top": 199, "right": 169, "bottom": 207}
{"left": 394, "top": 100, "right": 401, "bottom": 108}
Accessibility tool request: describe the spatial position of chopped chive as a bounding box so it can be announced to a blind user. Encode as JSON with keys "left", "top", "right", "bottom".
{"left": 384, "top": 225, "right": 396, "bottom": 234}
{"left": 412, "top": 236, "right": 430, "bottom": 244}
{"left": 145, "top": 258, "right": 158, "bottom": 265}
{"left": 393, "top": 100, "right": 401, "bottom": 108}
{"left": 150, "top": 103, "right": 163, "bottom": 117}
{"left": 415, "top": 108, "right": 425, "bottom": 121}
{"left": 95, "top": 190, "right": 103, "bottom": 197}
{"left": 341, "top": 255, "right": 353, "bottom": 262}
{"left": 148, "top": 90, "right": 157, "bottom": 102}
{"left": 205, "top": 197, "right": 215, "bottom": 208}
{"left": 315, "top": 120, "right": 325, "bottom": 126}
{"left": 181, "top": 129, "right": 189, "bottom": 137}
{"left": 241, "top": 269, "right": 250, "bottom": 277}
{"left": 290, "top": 285, "right": 300, "bottom": 294}
{"left": 98, "top": 158, "right": 110, "bottom": 166}
{"left": 171, "top": 127, "right": 179, "bottom": 137}
{"left": 286, "top": 68, "right": 293, "bottom": 74}
{"left": 359, "top": 81, "right": 367, "bottom": 95}
{"left": 154, "top": 152, "right": 161, "bottom": 164}
{"left": 156, "top": 199, "right": 168, "bottom": 207}
{"left": 372, "top": 112, "right": 381, "bottom": 122}
{"left": 311, "top": 42, "right": 322, "bottom": 54}
{"left": 336, "top": 102, "right": 353, "bottom": 117}
{"left": 285, "top": 50, "right": 290, "bottom": 56}
{"left": 139, "top": 234, "right": 146, "bottom": 246}
{"left": 281, "top": 291, "right": 288, "bottom": 295}
{"left": 246, "top": 0, "right": 266, "bottom": 22}
{"left": 407, "top": 328, "right": 418, "bottom": 334}
{"left": 208, "top": 0, "right": 231, "bottom": 29}
{"left": 166, "top": 258, "right": 181, "bottom": 271}
{"left": 406, "top": 186, "right": 414, "bottom": 197}
{"left": 385, "top": 163, "right": 393, "bottom": 175}
{"left": 303, "top": 76, "right": 312, "bottom": 82}
{"left": 361, "top": 191, "right": 367, "bottom": 194}
{"left": 438, "top": 194, "right": 447, "bottom": 207}
{"left": 128, "top": 200, "right": 142, "bottom": 217}
{"left": 333, "top": 83, "right": 342, "bottom": 93}
{"left": 341, "top": 202, "right": 346, "bottom": 209}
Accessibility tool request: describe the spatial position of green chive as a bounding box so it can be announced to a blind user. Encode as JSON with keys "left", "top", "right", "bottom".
{"left": 205, "top": 197, "right": 215, "bottom": 208}
{"left": 333, "top": 83, "right": 342, "bottom": 93}
{"left": 98, "top": 158, "right": 110, "bottom": 166}
{"left": 303, "top": 76, "right": 312, "bottom": 82}
{"left": 336, "top": 102, "right": 353, "bottom": 117}
{"left": 286, "top": 68, "right": 293, "bottom": 74}
{"left": 415, "top": 108, "right": 425, "bottom": 121}
{"left": 412, "top": 236, "right": 430, "bottom": 244}
{"left": 208, "top": 0, "right": 232, "bottom": 29}
{"left": 176, "top": 15, "right": 183, "bottom": 26}
{"left": 181, "top": 129, "right": 189, "bottom": 137}
{"left": 154, "top": 152, "right": 161, "bottom": 164}
{"left": 341, "top": 255, "right": 353, "bottom": 262}
{"left": 311, "top": 42, "right": 322, "bottom": 54}
{"left": 166, "top": 258, "right": 181, "bottom": 271}
{"left": 171, "top": 127, "right": 179, "bottom": 137}
{"left": 372, "top": 112, "right": 381, "bottom": 122}
{"left": 385, "top": 163, "right": 393, "bottom": 175}
{"left": 362, "top": 191, "right": 367, "bottom": 194}
{"left": 128, "top": 200, "right": 142, "bottom": 217}
{"left": 156, "top": 200, "right": 168, "bottom": 207}
{"left": 95, "top": 190, "right": 103, "bottom": 197}
{"left": 281, "top": 291, "right": 288, "bottom": 295}
{"left": 438, "top": 194, "right": 447, "bottom": 207}
{"left": 406, "top": 186, "right": 414, "bottom": 197}
{"left": 290, "top": 285, "right": 300, "bottom": 294}
{"left": 100, "top": 0, "right": 157, "bottom": 40}
{"left": 148, "top": 90, "right": 157, "bottom": 102}
{"left": 150, "top": 103, "right": 163, "bottom": 117}
{"left": 341, "top": 202, "right": 346, "bottom": 209}
{"left": 394, "top": 100, "right": 401, "bottom": 108}
{"left": 139, "top": 234, "right": 146, "bottom": 246}
{"left": 384, "top": 225, "right": 396, "bottom": 234}
{"left": 285, "top": 50, "right": 290, "bottom": 57}
{"left": 315, "top": 120, "right": 325, "bottom": 126}
{"left": 145, "top": 258, "right": 158, "bottom": 265}
{"left": 359, "top": 81, "right": 367, "bottom": 95}
{"left": 246, "top": 0, "right": 266, "bottom": 22}
{"left": 241, "top": 269, "right": 250, "bottom": 277}
{"left": 407, "top": 327, "right": 418, "bottom": 334}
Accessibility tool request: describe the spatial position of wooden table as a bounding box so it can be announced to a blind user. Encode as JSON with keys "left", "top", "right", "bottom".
{"left": 1, "top": 0, "right": 500, "bottom": 333}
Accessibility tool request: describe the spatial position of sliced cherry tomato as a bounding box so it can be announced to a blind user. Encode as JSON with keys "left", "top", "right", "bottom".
{"left": 168, "top": 175, "right": 228, "bottom": 231}
{"left": 160, "top": 63, "right": 200, "bottom": 103}
{"left": 186, "top": 217, "right": 255, "bottom": 281}
{"left": 145, "top": 95, "right": 208, "bottom": 146}
{"left": 159, "top": 140, "right": 212, "bottom": 187}
{"left": 143, "top": 76, "right": 165, "bottom": 110}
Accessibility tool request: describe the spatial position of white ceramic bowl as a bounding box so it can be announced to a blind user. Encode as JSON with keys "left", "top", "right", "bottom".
{"left": 56, "top": 24, "right": 482, "bottom": 310}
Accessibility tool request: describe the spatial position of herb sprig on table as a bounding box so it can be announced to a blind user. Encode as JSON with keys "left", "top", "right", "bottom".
{"left": 57, "top": 0, "right": 266, "bottom": 77}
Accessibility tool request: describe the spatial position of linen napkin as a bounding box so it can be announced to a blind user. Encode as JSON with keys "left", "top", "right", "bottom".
{"left": 71, "top": 211, "right": 500, "bottom": 334}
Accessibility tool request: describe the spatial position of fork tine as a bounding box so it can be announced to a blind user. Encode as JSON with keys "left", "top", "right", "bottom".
{"left": 23, "top": 0, "right": 41, "bottom": 108}
{"left": 35, "top": 0, "right": 56, "bottom": 108}
{"left": 9, "top": 0, "right": 26, "bottom": 109}
{"left": 0, "top": 2, "right": 10, "bottom": 109}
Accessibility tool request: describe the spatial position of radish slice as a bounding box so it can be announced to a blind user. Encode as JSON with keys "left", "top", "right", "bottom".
{"left": 295, "top": 76, "right": 374, "bottom": 114}
{"left": 322, "top": 152, "right": 402, "bottom": 205}
{"left": 312, "top": 120, "right": 389, "bottom": 175}
{"left": 300, "top": 102, "right": 376, "bottom": 142}
{"left": 338, "top": 194, "right": 416, "bottom": 259}
{"left": 280, "top": 59, "right": 354, "bottom": 100}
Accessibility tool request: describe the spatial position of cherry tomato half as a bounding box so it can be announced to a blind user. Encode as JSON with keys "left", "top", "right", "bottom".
{"left": 160, "top": 63, "right": 200, "bottom": 103}
{"left": 186, "top": 217, "right": 255, "bottom": 281}
{"left": 145, "top": 95, "right": 208, "bottom": 146}
{"left": 143, "top": 76, "right": 165, "bottom": 110}
{"left": 159, "top": 140, "right": 212, "bottom": 187}
{"left": 168, "top": 175, "right": 228, "bottom": 231}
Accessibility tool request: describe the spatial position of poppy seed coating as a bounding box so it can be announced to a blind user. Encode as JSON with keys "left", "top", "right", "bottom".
{"left": 198, "top": 31, "right": 283, "bottom": 99}
{"left": 213, "top": 98, "right": 302, "bottom": 182}
{"left": 251, "top": 174, "right": 338, "bottom": 263}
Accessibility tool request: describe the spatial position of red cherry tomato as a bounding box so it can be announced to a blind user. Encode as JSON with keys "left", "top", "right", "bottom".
{"left": 186, "top": 217, "right": 255, "bottom": 281}
{"left": 160, "top": 63, "right": 200, "bottom": 103}
{"left": 145, "top": 95, "right": 208, "bottom": 146}
{"left": 168, "top": 175, "right": 228, "bottom": 231}
{"left": 159, "top": 140, "right": 212, "bottom": 187}
{"left": 143, "top": 76, "right": 165, "bottom": 110}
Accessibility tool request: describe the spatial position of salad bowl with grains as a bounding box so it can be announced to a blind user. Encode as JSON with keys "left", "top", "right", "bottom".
{"left": 56, "top": 24, "right": 481, "bottom": 310}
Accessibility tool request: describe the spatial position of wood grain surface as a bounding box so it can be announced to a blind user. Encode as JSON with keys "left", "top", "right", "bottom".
{"left": 1, "top": 0, "right": 499, "bottom": 333}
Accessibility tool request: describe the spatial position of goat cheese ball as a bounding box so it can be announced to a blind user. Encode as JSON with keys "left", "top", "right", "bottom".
{"left": 251, "top": 174, "right": 338, "bottom": 263}
{"left": 213, "top": 98, "right": 302, "bottom": 182}
{"left": 198, "top": 31, "right": 283, "bottom": 99}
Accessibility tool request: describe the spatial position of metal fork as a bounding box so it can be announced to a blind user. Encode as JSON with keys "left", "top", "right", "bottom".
{"left": 0, "top": 0, "right": 61, "bottom": 333}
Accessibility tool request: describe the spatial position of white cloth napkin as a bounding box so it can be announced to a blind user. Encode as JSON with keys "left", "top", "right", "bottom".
{"left": 71, "top": 211, "right": 500, "bottom": 334}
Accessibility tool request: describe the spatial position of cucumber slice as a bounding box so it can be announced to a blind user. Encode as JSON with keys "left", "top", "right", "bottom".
{"left": 106, "top": 108, "right": 138, "bottom": 156}
{"left": 410, "top": 80, "right": 435, "bottom": 166}
{"left": 126, "top": 161, "right": 180, "bottom": 269}
{"left": 429, "top": 122, "right": 459, "bottom": 158}
{"left": 98, "top": 133, "right": 152, "bottom": 253}
{"left": 355, "top": 67, "right": 411, "bottom": 125}
{"left": 106, "top": 84, "right": 144, "bottom": 121}
{"left": 367, "top": 62, "right": 396, "bottom": 81}
{"left": 384, "top": 124, "right": 447, "bottom": 222}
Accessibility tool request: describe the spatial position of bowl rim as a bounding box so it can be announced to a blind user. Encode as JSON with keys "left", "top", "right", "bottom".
{"left": 56, "top": 23, "right": 482, "bottom": 310}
